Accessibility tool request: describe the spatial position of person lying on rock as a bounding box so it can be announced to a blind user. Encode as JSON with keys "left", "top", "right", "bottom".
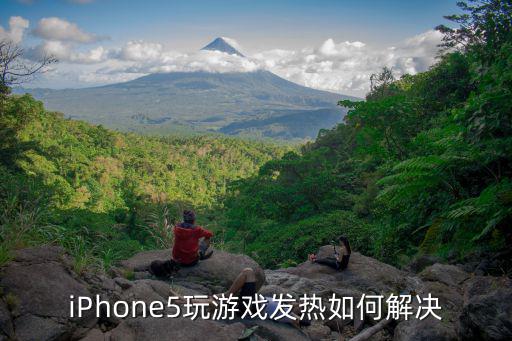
{"left": 308, "top": 235, "right": 351, "bottom": 271}
{"left": 172, "top": 209, "right": 214, "bottom": 266}
{"left": 169, "top": 267, "right": 311, "bottom": 329}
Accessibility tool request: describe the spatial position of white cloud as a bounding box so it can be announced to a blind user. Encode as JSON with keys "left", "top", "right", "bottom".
{"left": 252, "top": 30, "right": 443, "bottom": 96}
{"left": 0, "top": 16, "right": 30, "bottom": 43}
{"left": 32, "top": 17, "right": 104, "bottom": 43}
{"left": 28, "top": 30, "right": 443, "bottom": 96}
{"left": 113, "top": 41, "right": 164, "bottom": 62}
{"left": 108, "top": 40, "right": 259, "bottom": 74}
{"left": 28, "top": 41, "right": 108, "bottom": 64}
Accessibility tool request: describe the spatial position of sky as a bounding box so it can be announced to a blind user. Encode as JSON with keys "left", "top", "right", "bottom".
{"left": 1, "top": 0, "right": 461, "bottom": 96}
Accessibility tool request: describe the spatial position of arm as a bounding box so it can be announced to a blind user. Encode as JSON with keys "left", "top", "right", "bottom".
{"left": 198, "top": 226, "right": 213, "bottom": 245}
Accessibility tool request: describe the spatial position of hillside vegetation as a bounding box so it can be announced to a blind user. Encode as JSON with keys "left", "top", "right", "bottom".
{"left": 221, "top": 1, "right": 512, "bottom": 269}
{"left": 0, "top": 95, "right": 286, "bottom": 270}
{"left": 1, "top": 0, "right": 510, "bottom": 276}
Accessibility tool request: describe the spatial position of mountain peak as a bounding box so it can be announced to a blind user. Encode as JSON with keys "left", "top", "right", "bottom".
{"left": 201, "top": 37, "right": 244, "bottom": 57}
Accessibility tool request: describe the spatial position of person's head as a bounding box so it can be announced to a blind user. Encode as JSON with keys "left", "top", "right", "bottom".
{"left": 338, "top": 235, "right": 351, "bottom": 254}
{"left": 183, "top": 210, "right": 195, "bottom": 224}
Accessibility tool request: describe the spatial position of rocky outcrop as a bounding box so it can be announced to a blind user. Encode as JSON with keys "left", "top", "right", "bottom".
{"left": 1, "top": 244, "right": 510, "bottom": 341}
{"left": 458, "top": 276, "right": 512, "bottom": 340}
{"left": 282, "top": 247, "right": 410, "bottom": 294}
{"left": 119, "top": 248, "right": 266, "bottom": 293}
{"left": 110, "top": 317, "right": 247, "bottom": 341}
{"left": 0, "top": 245, "right": 98, "bottom": 341}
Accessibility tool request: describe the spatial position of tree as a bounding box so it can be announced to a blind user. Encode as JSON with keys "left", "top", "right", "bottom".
{"left": 0, "top": 40, "right": 57, "bottom": 94}
{"left": 436, "top": 0, "right": 512, "bottom": 62}
{"left": 366, "top": 67, "right": 397, "bottom": 101}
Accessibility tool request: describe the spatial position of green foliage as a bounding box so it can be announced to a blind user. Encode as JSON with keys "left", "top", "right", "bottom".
{"left": 225, "top": 211, "right": 372, "bottom": 268}
{"left": 1, "top": 1, "right": 511, "bottom": 273}
{"left": 0, "top": 94, "right": 285, "bottom": 268}
{"left": 223, "top": 1, "right": 512, "bottom": 267}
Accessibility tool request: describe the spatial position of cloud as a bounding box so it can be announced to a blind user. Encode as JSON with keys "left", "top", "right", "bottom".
{"left": 252, "top": 30, "right": 443, "bottom": 95}
{"left": 100, "top": 31, "right": 442, "bottom": 96}
{"left": 0, "top": 16, "right": 30, "bottom": 43}
{"left": 32, "top": 17, "right": 105, "bottom": 43}
{"left": 29, "top": 30, "right": 443, "bottom": 96}
{"left": 27, "top": 41, "right": 108, "bottom": 64}
{"left": 112, "top": 41, "right": 164, "bottom": 62}
{"left": 108, "top": 40, "right": 259, "bottom": 74}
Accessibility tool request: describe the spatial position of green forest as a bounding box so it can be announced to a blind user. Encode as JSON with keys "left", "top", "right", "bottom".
{"left": 221, "top": 1, "right": 512, "bottom": 268}
{"left": 1, "top": 1, "right": 511, "bottom": 273}
{"left": 0, "top": 95, "right": 286, "bottom": 271}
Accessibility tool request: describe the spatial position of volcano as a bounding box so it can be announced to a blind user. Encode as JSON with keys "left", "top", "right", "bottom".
{"left": 18, "top": 38, "right": 358, "bottom": 140}
{"left": 201, "top": 37, "right": 245, "bottom": 57}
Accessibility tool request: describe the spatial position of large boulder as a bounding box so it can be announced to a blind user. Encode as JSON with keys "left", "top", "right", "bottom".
{"left": 404, "top": 254, "right": 442, "bottom": 273}
{"left": 0, "top": 300, "right": 14, "bottom": 339}
{"left": 393, "top": 263, "right": 468, "bottom": 341}
{"left": 110, "top": 316, "right": 247, "bottom": 341}
{"left": 458, "top": 276, "right": 512, "bottom": 340}
{"left": 235, "top": 319, "right": 311, "bottom": 341}
{"left": 419, "top": 264, "right": 470, "bottom": 287}
{"left": 394, "top": 317, "right": 457, "bottom": 341}
{"left": 283, "top": 248, "right": 409, "bottom": 294}
{"left": 120, "top": 248, "right": 266, "bottom": 292}
{"left": 0, "top": 245, "right": 97, "bottom": 341}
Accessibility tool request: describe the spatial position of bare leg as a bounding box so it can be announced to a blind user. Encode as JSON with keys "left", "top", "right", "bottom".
{"left": 226, "top": 268, "right": 256, "bottom": 295}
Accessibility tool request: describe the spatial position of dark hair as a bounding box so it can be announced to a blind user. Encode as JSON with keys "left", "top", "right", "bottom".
{"left": 338, "top": 235, "right": 352, "bottom": 254}
{"left": 183, "top": 210, "right": 196, "bottom": 223}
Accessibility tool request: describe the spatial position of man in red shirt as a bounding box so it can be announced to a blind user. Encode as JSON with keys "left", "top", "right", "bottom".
{"left": 172, "top": 210, "right": 213, "bottom": 266}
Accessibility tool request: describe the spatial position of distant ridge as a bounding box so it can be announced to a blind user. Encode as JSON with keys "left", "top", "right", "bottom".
{"left": 17, "top": 38, "right": 360, "bottom": 140}
{"left": 201, "top": 37, "right": 244, "bottom": 57}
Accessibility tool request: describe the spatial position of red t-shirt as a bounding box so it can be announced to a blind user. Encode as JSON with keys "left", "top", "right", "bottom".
{"left": 172, "top": 224, "right": 213, "bottom": 265}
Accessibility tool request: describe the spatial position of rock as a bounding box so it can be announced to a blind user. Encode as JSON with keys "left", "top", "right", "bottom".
{"left": 421, "top": 281, "right": 463, "bottom": 318}
{"left": 121, "top": 280, "right": 166, "bottom": 305}
{"left": 306, "top": 321, "right": 332, "bottom": 340}
{"left": 14, "top": 314, "right": 69, "bottom": 341}
{"left": 11, "top": 245, "right": 67, "bottom": 264}
{"left": 258, "top": 284, "right": 288, "bottom": 297}
{"left": 171, "top": 281, "right": 211, "bottom": 296}
{"left": 235, "top": 319, "right": 310, "bottom": 341}
{"left": 119, "top": 249, "right": 169, "bottom": 271}
{"left": 458, "top": 276, "right": 512, "bottom": 340}
{"left": 405, "top": 254, "right": 442, "bottom": 273}
{"left": 284, "top": 249, "right": 408, "bottom": 294}
{"left": 110, "top": 317, "right": 246, "bottom": 341}
{"left": 120, "top": 248, "right": 266, "bottom": 292}
{"left": 0, "top": 301, "right": 13, "bottom": 339}
{"left": 264, "top": 270, "right": 324, "bottom": 297}
{"left": 114, "top": 277, "right": 132, "bottom": 290}
{"left": 0, "top": 246, "right": 97, "bottom": 341}
{"left": 419, "top": 264, "right": 470, "bottom": 287}
{"left": 140, "top": 279, "right": 172, "bottom": 298}
{"left": 84, "top": 273, "right": 118, "bottom": 293}
{"left": 394, "top": 317, "right": 457, "bottom": 341}
{"left": 80, "top": 328, "right": 108, "bottom": 341}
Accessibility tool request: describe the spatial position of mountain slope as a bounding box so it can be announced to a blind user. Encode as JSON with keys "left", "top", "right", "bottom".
{"left": 18, "top": 38, "right": 357, "bottom": 140}
{"left": 201, "top": 37, "right": 244, "bottom": 56}
{"left": 21, "top": 70, "right": 355, "bottom": 139}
